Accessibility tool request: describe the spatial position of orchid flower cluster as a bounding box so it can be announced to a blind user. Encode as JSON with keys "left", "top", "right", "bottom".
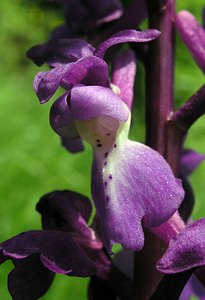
{"left": 1, "top": 0, "right": 205, "bottom": 299}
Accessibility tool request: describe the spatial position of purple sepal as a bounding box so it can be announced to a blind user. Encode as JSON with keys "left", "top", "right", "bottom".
{"left": 8, "top": 254, "right": 54, "bottom": 300}
{"left": 49, "top": 92, "right": 75, "bottom": 137}
{"left": 180, "top": 274, "right": 205, "bottom": 300}
{"left": 92, "top": 141, "right": 184, "bottom": 251}
{"left": 49, "top": 93, "right": 84, "bottom": 153}
{"left": 70, "top": 85, "right": 129, "bottom": 122}
{"left": 34, "top": 56, "right": 109, "bottom": 103}
{"left": 180, "top": 149, "right": 205, "bottom": 177}
{"left": 27, "top": 39, "right": 94, "bottom": 67}
{"left": 176, "top": 11, "right": 205, "bottom": 73}
{"left": 61, "top": 137, "right": 84, "bottom": 153}
{"left": 34, "top": 65, "right": 70, "bottom": 103}
{"left": 111, "top": 49, "right": 136, "bottom": 109}
{"left": 95, "top": 29, "right": 161, "bottom": 58}
{"left": 157, "top": 218, "right": 205, "bottom": 274}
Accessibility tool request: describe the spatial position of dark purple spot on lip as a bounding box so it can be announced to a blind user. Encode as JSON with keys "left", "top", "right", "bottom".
{"left": 104, "top": 182, "right": 107, "bottom": 187}
{"left": 106, "top": 133, "right": 111, "bottom": 136}
{"left": 97, "top": 144, "right": 102, "bottom": 147}
{"left": 106, "top": 196, "right": 110, "bottom": 202}
{"left": 114, "top": 144, "right": 117, "bottom": 148}
{"left": 109, "top": 175, "right": 112, "bottom": 180}
{"left": 104, "top": 162, "right": 107, "bottom": 166}
{"left": 104, "top": 152, "right": 108, "bottom": 158}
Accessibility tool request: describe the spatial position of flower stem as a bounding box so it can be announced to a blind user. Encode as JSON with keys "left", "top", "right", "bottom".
{"left": 171, "top": 84, "right": 205, "bottom": 133}
{"left": 134, "top": 1, "right": 176, "bottom": 299}
{"left": 145, "top": 0, "right": 175, "bottom": 156}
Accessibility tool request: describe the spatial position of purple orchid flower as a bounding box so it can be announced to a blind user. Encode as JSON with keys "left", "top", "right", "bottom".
{"left": 176, "top": 10, "right": 205, "bottom": 73}
{"left": 33, "top": 29, "right": 185, "bottom": 252}
{"left": 0, "top": 190, "right": 110, "bottom": 299}
{"left": 34, "top": 29, "right": 160, "bottom": 154}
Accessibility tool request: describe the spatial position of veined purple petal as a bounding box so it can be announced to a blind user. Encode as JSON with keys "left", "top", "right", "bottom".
{"left": 0, "top": 231, "right": 98, "bottom": 276}
{"left": 92, "top": 137, "right": 184, "bottom": 251}
{"left": 157, "top": 218, "right": 205, "bottom": 274}
{"left": 36, "top": 190, "right": 92, "bottom": 239}
{"left": 71, "top": 85, "right": 129, "bottom": 122}
{"left": 176, "top": 11, "right": 205, "bottom": 73}
{"left": 8, "top": 255, "right": 54, "bottom": 300}
{"left": 111, "top": 49, "right": 136, "bottom": 109}
{"left": 94, "top": 29, "right": 161, "bottom": 58}
{"left": 27, "top": 39, "right": 94, "bottom": 67}
{"left": 180, "top": 274, "right": 205, "bottom": 300}
{"left": 180, "top": 149, "right": 205, "bottom": 177}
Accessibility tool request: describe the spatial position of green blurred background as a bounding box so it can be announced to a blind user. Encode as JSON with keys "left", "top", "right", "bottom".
{"left": 0, "top": 0, "right": 204, "bottom": 299}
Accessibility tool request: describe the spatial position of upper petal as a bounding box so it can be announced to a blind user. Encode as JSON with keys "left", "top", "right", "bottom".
{"left": 94, "top": 29, "right": 161, "bottom": 58}
{"left": 157, "top": 218, "right": 205, "bottom": 273}
{"left": 176, "top": 10, "right": 205, "bottom": 73}
{"left": 70, "top": 85, "right": 129, "bottom": 122}
{"left": 92, "top": 136, "right": 184, "bottom": 251}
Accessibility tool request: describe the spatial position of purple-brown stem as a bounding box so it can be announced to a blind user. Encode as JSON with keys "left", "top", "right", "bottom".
{"left": 145, "top": 0, "right": 175, "bottom": 157}
{"left": 134, "top": 1, "right": 176, "bottom": 299}
{"left": 166, "top": 84, "right": 205, "bottom": 174}
{"left": 171, "top": 84, "right": 205, "bottom": 133}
